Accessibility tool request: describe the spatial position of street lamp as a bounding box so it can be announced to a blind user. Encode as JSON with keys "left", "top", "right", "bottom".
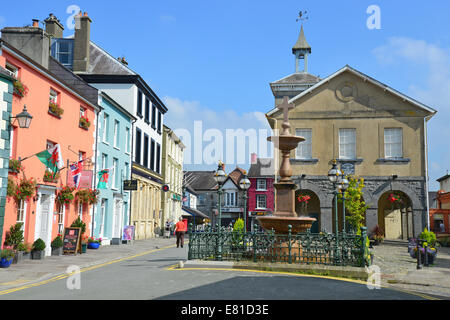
{"left": 239, "top": 171, "right": 251, "bottom": 232}
{"left": 338, "top": 176, "right": 349, "bottom": 234}
{"left": 328, "top": 159, "right": 342, "bottom": 265}
{"left": 213, "top": 161, "right": 227, "bottom": 228}
{"left": 11, "top": 105, "right": 33, "bottom": 128}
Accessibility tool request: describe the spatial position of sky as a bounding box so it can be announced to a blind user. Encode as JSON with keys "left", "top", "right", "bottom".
{"left": 1, "top": 0, "right": 449, "bottom": 190}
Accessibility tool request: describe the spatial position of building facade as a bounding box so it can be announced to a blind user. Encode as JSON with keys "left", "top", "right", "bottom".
{"left": 430, "top": 174, "right": 450, "bottom": 234}
{"left": 160, "top": 125, "right": 185, "bottom": 232}
{"left": 47, "top": 13, "right": 168, "bottom": 239}
{"left": 0, "top": 22, "right": 99, "bottom": 255}
{"left": 265, "top": 26, "right": 436, "bottom": 239}
{"left": 247, "top": 156, "right": 275, "bottom": 232}
{"left": 92, "top": 92, "right": 135, "bottom": 244}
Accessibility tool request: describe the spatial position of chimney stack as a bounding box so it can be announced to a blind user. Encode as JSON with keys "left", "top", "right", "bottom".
{"left": 44, "top": 13, "right": 64, "bottom": 38}
{"left": 73, "top": 11, "right": 92, "bottom": 73}
{"left": 251, "top": 153, "right": 258, "bottom": 164}
{"left": 32, "top": 19, "right": 39, "bottom": 28}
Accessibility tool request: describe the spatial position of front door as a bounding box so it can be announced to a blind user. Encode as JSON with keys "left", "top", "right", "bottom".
{"left": 112, "top": 199, "right": 123, "bottom": 239}
{"left": 384, "top": 209, "right": 402, "bottom": 240}
{"left": 35, "top": 192, "right": 55, "bottom": 256}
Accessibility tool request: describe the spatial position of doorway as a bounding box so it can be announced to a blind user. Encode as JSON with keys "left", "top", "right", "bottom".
{"left": 34, "top": 187, "right": 56, "bottom": 256}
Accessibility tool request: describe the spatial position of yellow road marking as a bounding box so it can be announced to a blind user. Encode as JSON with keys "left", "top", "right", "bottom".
{"left": 0, "top": 244, "right": 177, "bottom": 296}
{"left": 167, "top": 265, "right": 441, "bottom": 300}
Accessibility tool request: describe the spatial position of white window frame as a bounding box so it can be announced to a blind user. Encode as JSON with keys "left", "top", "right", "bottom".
{"left": 125, "top": 127, "right": 130, "bottom": 153}
{"left": 49, "top": 88, "right": 58, "bottom": 104}
{"left": 57, "top": 203, "right": 65, "bottom": 234}
{"left": 5, "top": 62, "right": 18, "bottom": 78}
{"left": 384, "top": 128, "right": 403, "bottom": 159}
{"left": 102, "top": 153, "right": 108, "bottom": 170}
{"left": 339, "top": 128, "right": 356, "bottom": 160}
{"left": 102, "top": 113, "right": 109, "bottom": 143}
{"left": 100, "top": 199, "right": 107, "bottom": 237}
{"left": 113, "top": 120, "right": 120, "bottom": 149}
{"left": 256, "top": 194, "right": 267, "bottom": 210}
{"left": 256, "top": 179, "right": 267, "bottom": 191}
{"left": 112, "top": 158, "right": 119, "bottom": 189}
{"left": 295, "top": 128, "right": 312, "bottom": 159}
{"left": 16, "top": 200, "right": 27, "bottom": 231}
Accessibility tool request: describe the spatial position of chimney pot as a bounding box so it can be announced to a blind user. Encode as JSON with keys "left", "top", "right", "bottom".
{"left": 32, "top": 19, "right": 39, "bottom": 28}
{"left": 84, "top": 12, "right": 88, "bottom": 17}
{"left": 251, "top": 153, "right": 258, "bottom": 164}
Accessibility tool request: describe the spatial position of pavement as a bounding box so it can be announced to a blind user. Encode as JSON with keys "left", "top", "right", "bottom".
{"left": 0, "top": 236, "right": 179, "bottom": 293}
{"left": 1, "top": 236, "right": 449, "bottom": 299}
{"left": 372, "top": 242, "right": 450, "bottom": 298}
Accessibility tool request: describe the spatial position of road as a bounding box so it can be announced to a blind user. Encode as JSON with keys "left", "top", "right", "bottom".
{"left": 0, "top": 244, "right": 434, "bottom": 300}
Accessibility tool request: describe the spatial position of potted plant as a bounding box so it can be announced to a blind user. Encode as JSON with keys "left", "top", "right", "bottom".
{"left": 14, "top": 242, "right": 29, "bottom": 263}
{"left": 0, "top": 249, "right": 15, "bottom": 268}
{"left": 13, "top": 79, "right": 28, "bottom": 98}
{"left": 31, "top": 238, "right": 46, "bottom": 260}
{"left": 71, "top": 216, "right": 87, "bottom": 253}
{"left": 371, "top": 225, "right": 384, "bottom": 245}
{"left": 8, "top": 159, "right": 22, "bottom": 175}
{"left": 3, "top": 222, "right": 24, "bottom": 263}
{"left": 51, "top": 234, "right": 63, "bottom": 256}
{"left": 48, "top": 101, "right": 64, "bottom": 118}
{"left": 81, "top": 234, "right": 89, "bottom": 253}
{"left": 79, "top": 115, "right": 91, "bottom": 130}
{"left": 87, "top": 237, "right": 102, "bottom": 249}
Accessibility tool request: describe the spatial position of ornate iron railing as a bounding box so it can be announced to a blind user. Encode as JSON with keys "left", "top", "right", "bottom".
{"left": 188, "top": 225, "right": 370, "bottom": 267}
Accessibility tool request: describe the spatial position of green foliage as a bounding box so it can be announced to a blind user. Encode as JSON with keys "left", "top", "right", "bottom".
{"left": 232, "top": 218, "right": 245, "bottom": 247}
{"left": 0, "top": 249, "right": 15, "bottom": 260}
{"left": 3, "top": 223, "right": 24, "bottom": 249}
{"left": 338, "top": 176, "right": 369, "bottom": 231}
{"left": 233, "top": 218, "right": 244, "bottom": 232}
{"left": 419, "top": 228, "right": 437, "bottom": 247}
{"left": 16, "top": 242, "right": 29, "bottom": 252}
{"left": 51, "top": 234, "right": 63, "bottom": 248}
{"left": 32, "top": 238, "right": 46, "bottom": 251}
{"left": 71, "top": 216, "right": 86, "bottom": 234}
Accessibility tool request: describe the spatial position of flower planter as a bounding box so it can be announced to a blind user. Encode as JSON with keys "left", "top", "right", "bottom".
{"left": 88, "top": 243, "right": 100, "bottom": 249}
{"left": 12, "top": 251, "right": 24, "bottom": 264}
{"left": 51, "top": 247, "right": 63, "bottom": 256}
{"left": 0, "top": 258, "right": 13, "bottom": 268}
{"left": 31, "top": 250, "right": 45, "bottom": 260}
{"left": 81, "top": 243, "right": 87, "bottom": 253}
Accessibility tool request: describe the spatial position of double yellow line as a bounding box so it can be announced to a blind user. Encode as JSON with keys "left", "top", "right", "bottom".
{"left": 0, "top": 244, "right": 176, "bottom": 296}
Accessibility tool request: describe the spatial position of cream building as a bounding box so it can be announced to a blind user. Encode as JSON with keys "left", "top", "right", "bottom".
{"left": 266, "top": 26, "right": 437, "bottom": 239}
{"left": 160, "top": 125, "right": 185, "bottom": 232}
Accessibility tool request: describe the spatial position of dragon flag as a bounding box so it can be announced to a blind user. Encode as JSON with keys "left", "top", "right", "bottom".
{"left": 36, "top": 144, "right": 64, "bottom": 177}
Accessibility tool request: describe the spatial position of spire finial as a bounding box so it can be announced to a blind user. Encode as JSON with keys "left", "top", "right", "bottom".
{"left": 296, "top": 10, "right": 308, "bottom": 24}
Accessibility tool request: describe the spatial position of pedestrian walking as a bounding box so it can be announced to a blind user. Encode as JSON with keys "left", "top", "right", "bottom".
{"left": 175, "top": 217, "right": 187, "bottom": 248}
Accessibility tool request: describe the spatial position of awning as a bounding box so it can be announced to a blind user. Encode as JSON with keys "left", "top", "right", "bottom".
{"left": 182, "top": 206, "right": 209, "bottom": 219}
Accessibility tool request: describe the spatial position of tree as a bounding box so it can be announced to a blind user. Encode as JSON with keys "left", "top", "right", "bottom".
{"left": 338, "top": 176, "right": 369, "bottom": 232}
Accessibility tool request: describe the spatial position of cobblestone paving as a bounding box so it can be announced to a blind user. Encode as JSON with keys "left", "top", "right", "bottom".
{"left": 372, "top": 242, "right": 450, "bottom": 299}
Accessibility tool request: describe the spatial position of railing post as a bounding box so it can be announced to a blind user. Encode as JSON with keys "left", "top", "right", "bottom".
{"left": 253, "top": 230, "right": 257, "bottom": 263}
{"left": 360, "top": 226, "right": 367, "bottom": 267}
{"left": 188, "top": 223, "right": 193, "bottom": 260}
{"left": 288, "top": 225, "right": 292, "bottom": 264}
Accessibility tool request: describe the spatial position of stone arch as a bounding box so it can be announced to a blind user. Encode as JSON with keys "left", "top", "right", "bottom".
{"left": 371, "top": 180, "right": 423, "bottom": 211}
{"left": 377, "top": 190, "right": 414, "bottom": 240}
{"left": 295, "top": 189, "right": 321, "bottom": 233}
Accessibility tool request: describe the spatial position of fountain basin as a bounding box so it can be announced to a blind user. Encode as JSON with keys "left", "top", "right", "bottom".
{"left": 268, "top": 135, "right": 304, "bottom": 151}
{"left": 257, "top": 216, "right": 316, "bottom": 234}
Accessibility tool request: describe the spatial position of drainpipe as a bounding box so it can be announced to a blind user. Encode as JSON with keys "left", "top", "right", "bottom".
{"left": 129, "top": 118, "right": 136, "bottom": 226}
{"left": 424, "top": 115, "right": 433, "bottom": 232}
{"left": 91, "top": 106, "right": 100, "bottom": 237}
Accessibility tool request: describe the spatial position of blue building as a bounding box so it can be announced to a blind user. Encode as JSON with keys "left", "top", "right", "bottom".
{"left": 93, "top": 92, "right": 136, "bottom": 245}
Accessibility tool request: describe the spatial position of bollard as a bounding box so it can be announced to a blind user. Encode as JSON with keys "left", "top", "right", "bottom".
{"left": 416, "top": 240, "right": 422, "bottom": 270}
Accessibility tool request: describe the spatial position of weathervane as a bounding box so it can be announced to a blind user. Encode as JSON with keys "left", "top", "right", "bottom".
{"left": 296, "top": 10, "right": 309, "bottom": 24}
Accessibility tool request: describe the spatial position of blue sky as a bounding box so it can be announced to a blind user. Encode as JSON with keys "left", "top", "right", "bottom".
{"left": 1, "top": 0, "right": 449, "bottom": 190}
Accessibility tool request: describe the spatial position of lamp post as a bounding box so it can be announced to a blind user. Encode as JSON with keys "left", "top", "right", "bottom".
{"left": 239, "top": 171, "right": 251, "bottom": 232}
{"left": 338, "top": 176, "right": 349, "bottom": 234}
{"left": 214, "top": 161, "right": 226, "bottom": 261}
{"left": 328, "top": 159, "right": 342, "bottom": 265}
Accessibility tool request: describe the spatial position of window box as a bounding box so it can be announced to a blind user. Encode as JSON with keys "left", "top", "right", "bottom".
{"left": 8, "top": 159, "right": 22, "bottom": 175}
{"left": 48, "top": 102, "right": 64, "bottom": 118}
{"left": 79, "top": 116, "right": 91, "bottom": 130}
{"left": 13, "top": 79, "right": 28, "bottom": 98}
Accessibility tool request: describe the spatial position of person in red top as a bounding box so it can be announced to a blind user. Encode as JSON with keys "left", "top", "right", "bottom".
{"left": 175, "top": 217, "right": 187, "bottom": 248}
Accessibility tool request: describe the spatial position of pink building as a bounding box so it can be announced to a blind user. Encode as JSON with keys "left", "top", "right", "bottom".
{"left": 247, "top": 156, "right": 275, "bottom": 232}
{"left": 0, "top": 22, "right": 99, "bottom": 255}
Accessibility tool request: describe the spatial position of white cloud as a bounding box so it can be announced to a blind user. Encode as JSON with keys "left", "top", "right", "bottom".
{"left": 163, "top": 96, "right": 273, "bottom": 170}
{"left": 373, "top": 37, "right": 450, "bottom": 190}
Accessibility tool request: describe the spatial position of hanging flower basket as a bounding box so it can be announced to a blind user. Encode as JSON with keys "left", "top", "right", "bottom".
{"left": 297, "top": 194, "right": 311, "bottom": 216}
{"left": 43, "top": 170, "right": 60, "bottom": 183}
{"left": 56, "top": 186, "right": 75, "bottom": 206}
{"left": 79, "top": 116, "right": 91, "bottom": 130}
{"left": 48, "top": 102, "right": 64, "bottom": 118}
{"left": 388, "top": 193, "right": 404, "bottom": 209}
{"left": 75, "top": 188, "right": 99, "bottom": 205}
{"left": 14, "top": 177, "right": 36, "bottom": 204}
{"left": 8, "top": 159, "right": 22, "bottom": 175}
{"left": 13, "top": 79, "right": 28, "bottom": 98}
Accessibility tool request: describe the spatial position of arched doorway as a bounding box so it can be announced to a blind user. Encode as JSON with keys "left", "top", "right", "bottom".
{"left": 295, "top": 189, "right": 320, "bottom": 233}
{"left": 377, "top": 191, "right": 413, "bottom": 240}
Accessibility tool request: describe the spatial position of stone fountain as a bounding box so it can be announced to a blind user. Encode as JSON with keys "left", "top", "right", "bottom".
{"left": 257, "top": 96, "right": 316, "bottom": 234}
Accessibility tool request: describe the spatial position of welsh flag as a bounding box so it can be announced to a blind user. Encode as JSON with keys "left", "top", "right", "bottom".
{"left": 97, "top": 169, "right": 110, "bottom": 189}
{"left": 36, "top": 144, "right": 64, "bottom": 177}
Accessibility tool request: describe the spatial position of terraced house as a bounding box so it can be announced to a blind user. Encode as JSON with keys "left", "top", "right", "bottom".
{"left": 46, "top": 13, "right": 168, "bottom": 239}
